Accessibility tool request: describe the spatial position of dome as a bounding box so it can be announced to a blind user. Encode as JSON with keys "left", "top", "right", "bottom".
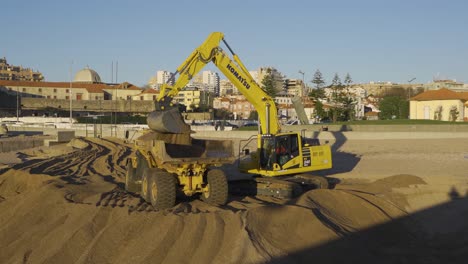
{"left": 73, "top": 67, "right": 102, "bottom": 83}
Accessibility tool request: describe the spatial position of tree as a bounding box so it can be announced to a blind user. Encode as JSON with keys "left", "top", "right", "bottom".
{"left": 261, "top": 72, "right": 277, "bottom": 98}
{"left": 311, "top": 69, "right": 326, "bottom": 89}
{"left": 337, "top": 95, "right": 356, "bottom": 121}
{"left": 344, "top": 73, "right": 353, "bottom": 87}
{"left": 434, "top": 106, "right": 443, "bottom": 121}
{"left": 248, "top": 110, "right": 258, "bottom": 120}
{"left": 450, "top": 106, "right": 459, "bottom": 121}
{"left": 378, "top": 96, "right": 409, "bottom": 120}
{"left": 313, "top": 100, "right": 326, "bottom": 121}
{"left": 214, "top": 108, "right": 232, "bottom": 119}
{"left": 308, "top": 88, "right": 326, "bottom": 101}
{"left": 331, "top": 73, "right": 342, "bottom": 87}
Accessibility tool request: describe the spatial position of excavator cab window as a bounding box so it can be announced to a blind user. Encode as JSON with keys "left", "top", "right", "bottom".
{"left": 260, "top": 134, "right": 300, "bottom": 169}
{"left": 260, "top": 137, "right": 275, "bottom": 169}
{"left": 276, "top": 135, "right": 299, "bottom": 166}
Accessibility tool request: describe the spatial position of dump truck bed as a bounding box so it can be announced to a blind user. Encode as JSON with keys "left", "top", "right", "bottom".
{"left": 135, "top": 131, "right": 235, "bottom": 166}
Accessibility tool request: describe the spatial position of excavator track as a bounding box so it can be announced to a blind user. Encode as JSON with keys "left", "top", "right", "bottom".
{"left": 229, "top": 175, "right": 329, "bottom": 199}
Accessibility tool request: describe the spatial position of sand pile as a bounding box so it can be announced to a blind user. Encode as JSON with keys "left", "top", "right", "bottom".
{"left": 1, "top": 137, "right": 467, "bottom": 263}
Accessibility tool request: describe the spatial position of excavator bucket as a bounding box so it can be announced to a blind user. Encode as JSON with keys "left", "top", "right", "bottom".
{"left": 147, "top": 108, "right": 191, "bottom": 134}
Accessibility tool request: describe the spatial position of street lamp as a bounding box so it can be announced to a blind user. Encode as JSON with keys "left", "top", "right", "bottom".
{"left": 298, "top": 70, "right": 305, "bottom": 96}
{"left": 408, "top": 77, "right": 416, "bottom": 100}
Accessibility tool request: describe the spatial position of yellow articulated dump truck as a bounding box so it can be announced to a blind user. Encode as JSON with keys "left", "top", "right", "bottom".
{"left": 125, "top": 32, "right": 332, "bottom": 209}
{"left": 125, "top": 131, "right": 235, "bottom": 210}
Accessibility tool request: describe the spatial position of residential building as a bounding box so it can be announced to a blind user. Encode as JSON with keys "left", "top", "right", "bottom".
{"left": 133, "top": 87, "right": 159, "bottom": 101}
{"left": 283, "top": 79, "right": 306, "bottom": 97}
{"left": 256, "top": 67, "right": 285, "bottom": 93}
{"left": 213, "top": 94, "right": 255, "bottom": 119}
{"left": 219, "top": 79, "right": 236, "bottom": 96}
{"left": 148, "top": 70, "right": 173, "bottom": 90}
{"left": 410, "top": 88, "right": 468, "bottom": 121}
{"left": 190, "top": 71, "right": 220, "bottom": 95}
{"left": 423, "top": 79, "right": 466, "bottom": 92}
{"left": 0, "top": 57, "right": 44, "bottom": 82}
{"left": 173, "top": 87, "right": 211, "bottom": 111}
{"left": 353, "top": 81, "right": 424, "bottom": 97}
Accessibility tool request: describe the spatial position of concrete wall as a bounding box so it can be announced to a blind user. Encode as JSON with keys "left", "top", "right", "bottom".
{"left": 4, "top": 124, "right": 468, "bottom": 144}
{"left": 280, "top": 124, "right": 468, "bottom": 132}
{"left": 0, "top": 136, "right": 45, "bottom": 152}
{"left": 21, "top": 98, "right": 155, "bottom": 113}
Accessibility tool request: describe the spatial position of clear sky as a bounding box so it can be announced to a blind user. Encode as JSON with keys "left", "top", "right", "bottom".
{"left": 2, "top": 0, "right": 467, "bottom": 86}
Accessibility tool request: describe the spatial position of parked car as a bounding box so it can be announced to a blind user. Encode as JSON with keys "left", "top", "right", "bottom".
{"left": 285, "top": 119, "right": 299, "bottom": 125}
{"left": 242, "top": 122, "right": 259, "bottom": 127}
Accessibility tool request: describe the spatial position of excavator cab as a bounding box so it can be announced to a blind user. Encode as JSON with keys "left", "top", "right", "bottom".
{"left": 259, "top": 133, "right": 301, "bottom": 170}
{"left": 240, "top": 131, "right": 331, "bottom": 177}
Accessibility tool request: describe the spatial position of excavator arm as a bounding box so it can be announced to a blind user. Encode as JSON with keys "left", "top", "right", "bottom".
{"left": 154, "top": 32, "right": 280, "bottom": 135}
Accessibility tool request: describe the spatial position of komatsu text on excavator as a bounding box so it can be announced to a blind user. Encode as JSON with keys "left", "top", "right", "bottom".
{"left": 125, "top": 32, "right": 332, "bottom": 209}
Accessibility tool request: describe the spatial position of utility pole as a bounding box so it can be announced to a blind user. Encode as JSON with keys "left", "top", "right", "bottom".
{"left": 16, "top": 87, "right": 19, "bottom": 122}
{"left": 69, "top": 61, "right": 73, "bottom": 124}
{"left": 298, "top": 70, "right": 305, "bottom": 96}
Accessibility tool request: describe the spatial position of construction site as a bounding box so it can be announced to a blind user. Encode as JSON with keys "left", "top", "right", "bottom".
{"left": 1, "top": 125, "right": 468, "bottom": 263}
{"left": 1, "top": 31, "right": 468, "bottom": 263}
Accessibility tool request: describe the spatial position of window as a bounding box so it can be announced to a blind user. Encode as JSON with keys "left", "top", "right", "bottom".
{"left": 54, "top": 89, "right": 57, "bottom": 93}
{"left": 38, "top": 88, "right": 42, "bottom": 93}
{"left": 66, "top": 89, "right": 69, "bottom": 93}
{"left": 140, "top": 96, "right": 144, "bottom": 101}
{"left": 153, "top": 95, "right": 156, "bottom": 100}
{"left": 65, "top": 96, "right": 69, "bottom": 100}
{"left": 53, "top": 96, "right": 57, "bottom": 99}
{"left": 22, "top": 88, "right": 26, "bottom": 92}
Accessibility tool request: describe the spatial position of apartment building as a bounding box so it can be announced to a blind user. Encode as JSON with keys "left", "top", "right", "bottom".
{"left": 173, "top": 87, "right": 212, "bottom": 111}
{"left": 0, "top": 57, "right": 44, "bottom": 82}
{"left": 213, "top": 95, "right": 255, "bottom": 120}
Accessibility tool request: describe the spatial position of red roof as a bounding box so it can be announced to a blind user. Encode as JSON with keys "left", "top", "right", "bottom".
{"left": 141, "top": 88, "right": 159, "bottom": 94}
{"left": 411, "top": 88, "right": 468, "bottom": 101}
{"left": 0, "top": 80, "right": 141, "bottom": 93}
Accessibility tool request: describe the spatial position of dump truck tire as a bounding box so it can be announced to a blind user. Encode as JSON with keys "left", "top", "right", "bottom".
{"left": 135, "top": 151, "right": 149, "bottom": 199}
{"left": 141, "top": 168, "right": 151, "bottom": 202}
{"left": 125, "top": 159, "right": 139, "bottom": 193}
{"left": 202, "top": 169, "right": 228, "bottom": 206}
{"left": 148, "top": 170, "right": 176, "bottom": 210}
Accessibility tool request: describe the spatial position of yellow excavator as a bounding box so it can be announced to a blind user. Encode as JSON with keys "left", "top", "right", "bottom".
{"left": 125, "top": 32, "right": 332, "bottom": 209}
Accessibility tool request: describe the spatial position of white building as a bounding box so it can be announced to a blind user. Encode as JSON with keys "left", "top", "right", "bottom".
{"left": 157, "top": 71, "right": 173, "bottom": 85}
{"left": 219, "top": 79, "right": 237, "bottom": 96}
{"left": 201, "top": 71, "right": 220, "bottom": 95}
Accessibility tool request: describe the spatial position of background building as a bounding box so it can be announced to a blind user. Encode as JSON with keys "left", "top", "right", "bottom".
{"left": 147, "top": 70, "right": 173, "bottom": 89}
{"left": 410, "top": 88, "right": 468, "bottom": 121}
{"left": 0, "top": 57, "right": 44, "bottom": 82}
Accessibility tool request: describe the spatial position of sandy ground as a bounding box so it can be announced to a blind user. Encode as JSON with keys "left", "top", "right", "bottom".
{"left": 1, "top": 136, "right": 468, "bottom": 264}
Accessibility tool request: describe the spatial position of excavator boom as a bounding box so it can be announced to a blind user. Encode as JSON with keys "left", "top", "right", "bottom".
{"left": 149, "top": 32, "right": 280, "bottom": 135}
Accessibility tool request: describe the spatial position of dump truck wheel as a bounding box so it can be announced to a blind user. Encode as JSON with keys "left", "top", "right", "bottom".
{"left": 125, "top": 159, "right": 139, "bottom": 193}
{"left": 294, "top": 174, "right": 329, "bottom": 189}
{"left": 148, "top": 170, "right": 176, "bottom": 210}
{"left": 141, "top": 168, "right": 151, "bottom": 202}
{"left": 202, "top": 169, "right": 228, "bottom": 206}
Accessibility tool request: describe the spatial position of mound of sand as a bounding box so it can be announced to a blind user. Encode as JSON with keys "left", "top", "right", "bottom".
{"left": 1, "top": 137, "right": 468, "bottom": 263}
